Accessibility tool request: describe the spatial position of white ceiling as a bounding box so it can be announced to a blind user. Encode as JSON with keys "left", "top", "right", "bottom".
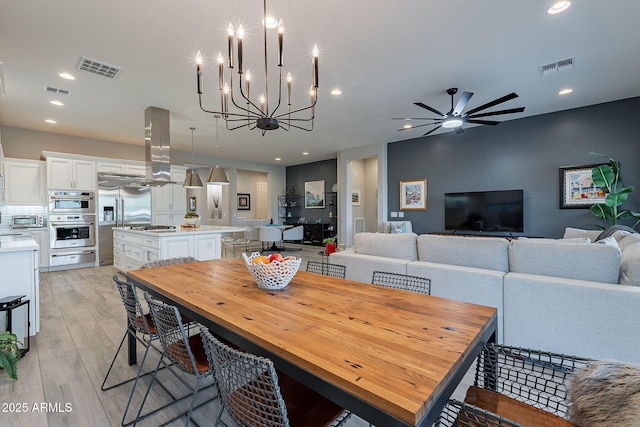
{"left": 1, "top": 0, "right": 639, "bottom": 166}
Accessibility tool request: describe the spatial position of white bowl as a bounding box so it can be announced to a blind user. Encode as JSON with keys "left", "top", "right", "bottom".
{"left": 242, "top": 252, "right": 302, "bottom": 290}
{"left": 184, "top": 217, "right": 200, "bottom": 225}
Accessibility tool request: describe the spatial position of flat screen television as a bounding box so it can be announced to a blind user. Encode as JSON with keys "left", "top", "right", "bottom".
{"left": 444, "top": 189, "right": 524, "bottom": 233}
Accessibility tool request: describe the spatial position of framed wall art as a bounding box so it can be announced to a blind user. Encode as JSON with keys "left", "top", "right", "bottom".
{"left": 188, "top": 196, "right": 197, "bottom": 212}
{"left": 305, "top": 180, "right": 325, "bottom": 208}
{"left": 352, "top": 190, "right": 361, "bottom": 206}
{"left": 559, "top": 164, "right": 606, "bottom": 209}
{"left": 237, "top": 193, "right": 251, "bottom": 210}
{"left": 400, "top": 179, "right": 427, "bottom": 210}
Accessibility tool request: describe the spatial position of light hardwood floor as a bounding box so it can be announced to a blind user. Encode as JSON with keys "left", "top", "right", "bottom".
{"left": 0, "top": 244, "right": 472, "bottom": 426}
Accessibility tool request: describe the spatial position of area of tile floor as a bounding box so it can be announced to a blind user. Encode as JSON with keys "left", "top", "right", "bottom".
{"left": 0, "top": 243, "right": 473, "bottom": 426}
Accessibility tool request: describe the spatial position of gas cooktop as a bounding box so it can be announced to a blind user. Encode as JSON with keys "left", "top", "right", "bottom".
{"left": 129, "top": 225, "right": 176, "bottom": 231}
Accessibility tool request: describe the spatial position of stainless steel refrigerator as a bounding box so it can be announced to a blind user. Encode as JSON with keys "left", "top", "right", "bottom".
{"left": 98, "top": 180, "right": 151, "bottom": 265}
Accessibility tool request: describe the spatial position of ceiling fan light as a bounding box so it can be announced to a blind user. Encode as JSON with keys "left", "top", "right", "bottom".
{"left": 183, "top": 171, "right": 203, "bottom": 188}
{"left": 442, "top": 118, "right": 463, "bottom": 128}
{"left": 207, "top": 166, "right": 230, "bottom": 185}
{"left": 548, "top": 1, "right": 571, "bottom": 14}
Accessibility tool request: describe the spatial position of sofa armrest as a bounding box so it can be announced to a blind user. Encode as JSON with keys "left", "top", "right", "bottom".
{"left": 504, "top": 272, "right": 640, "bottom": 363}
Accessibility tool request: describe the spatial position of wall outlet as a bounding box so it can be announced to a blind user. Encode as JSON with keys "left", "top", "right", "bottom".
{"left": 398, "top": 212, "right": 404, "bottom": 218}
{"left": 390, "top": 211, "right": 398, "bottom": 218}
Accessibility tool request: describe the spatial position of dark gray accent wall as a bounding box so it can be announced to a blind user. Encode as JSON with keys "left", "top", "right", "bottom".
{"left": 286, "top": 159, "right": 338, "bottom": 225}
{"left": 387, "top": 97, "right": 640, "bottom": 238}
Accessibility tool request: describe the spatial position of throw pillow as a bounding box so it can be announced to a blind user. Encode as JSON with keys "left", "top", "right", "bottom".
{"left": 619, "top": 233, "right": 640, "bottom": 252}
{"left": 594, "top": 236, "right": 620, "bottom": 252}
{"left": 563, "top": 227, "right": 601, "bottom": 241}
{"left": 389, "top": 222, "right": 406, "bottom": 234}
{"left": 620, "top": 242, "right": 640, "bottom": 287}
{"left": 595, "top": 224, "right": 636, "bottom": 242}
{"left": 567, "top": 360, "right": 640, "bottom": 426}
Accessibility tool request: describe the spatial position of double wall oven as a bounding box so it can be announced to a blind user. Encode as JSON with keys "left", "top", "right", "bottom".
{"left": 48, "top": 191, "right": 97, "bottom": 268}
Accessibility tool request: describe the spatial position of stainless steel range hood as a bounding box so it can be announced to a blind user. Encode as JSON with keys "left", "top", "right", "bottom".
{"left": 143, "top": 106, "right": 175, "bottom": 187}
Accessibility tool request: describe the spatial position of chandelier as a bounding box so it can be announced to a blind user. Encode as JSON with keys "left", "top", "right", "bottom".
{"left": 195, "top": 0, "right": 319, "bottom": 135}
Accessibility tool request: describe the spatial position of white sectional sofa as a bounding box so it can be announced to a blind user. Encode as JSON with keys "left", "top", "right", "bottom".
{"left": 330, "top": 230, "right": 640, "bottom": 363}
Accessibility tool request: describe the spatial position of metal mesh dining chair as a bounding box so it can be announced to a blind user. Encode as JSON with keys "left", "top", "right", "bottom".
{"left": 435, "top": 343, "right": 593, "bottom": 427}
{"left": 306, "top": 260, "right": 347, "bottom": 279}
{"left": 137, "top": 293, "right": 218, "bottom": 427}
{"left": 200, "top": 326, "right": 352, "bottom": 427}
{"left": 371, "top": 271, "right": 431, "bottom": 295}
{"left": 141, "top": 256, "right": 197, "bottom": 268}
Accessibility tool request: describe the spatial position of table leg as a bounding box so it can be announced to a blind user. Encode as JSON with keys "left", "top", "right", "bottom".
{"left": 127, "top": 326, "right": 137, "bottom": 366}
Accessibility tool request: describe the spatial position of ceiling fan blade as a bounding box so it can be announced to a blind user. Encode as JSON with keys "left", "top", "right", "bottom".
{"left": 452, "top": 91, "right": 473, "bottom": 116}
{"left": 454, "top": 126, "right": 465, "bottom": 134}
{"left": 467, "top": 119, "right": 501, "bottom": 126}
{"left": 392, "top": 117, "right": 441, "bottom": 121}
{"left": 414, "top": 102, "right": 445, "bottom": 117}
{"left": 467, "top": 107, "right": 525, "bottom": 119}
{"left": 422, "top": 125, "right": 442, "bottom": 136}
{"left": 397, "top": 121, "right": 442, "bottom": 132}
{"left": 464, "top": 92, "right": 519, "bottom": 116}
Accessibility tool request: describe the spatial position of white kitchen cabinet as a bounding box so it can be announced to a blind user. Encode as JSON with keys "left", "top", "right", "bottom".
{"left": 3, "top": 158, "right": 46, "bottom": 205}
{"left": 193, "top": 233, "right": 221, "bottom": 260}
{"left": 160, "top": 235, "right": 194, "bottom": 259}
{"left": 0, "top": 248, "right": 39, "bottom": 335}
{"left": 46, "top": 157, "right": 96, "bottom": 190}
{"left": 28, "top": 228, "right": 49, "bottom": 268}
{"left": 97, "top": 161, "right": 146, "bottom": 176}
{"left": 151, "top": 167, "right": 187, "bottom": 226}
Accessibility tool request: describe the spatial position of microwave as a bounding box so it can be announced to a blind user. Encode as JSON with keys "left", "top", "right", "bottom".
{"left": 11, "top": 215, "right": 45, "bottom": 229}
{"left": 48, "top": 191, "right": 95, "bottom": 214}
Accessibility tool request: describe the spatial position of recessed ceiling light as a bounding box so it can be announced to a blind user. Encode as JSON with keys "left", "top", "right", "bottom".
{"left": 548, "top": 1, "right": 571, "bottom": 14}
{"left": 302, "top": 152, "right": 309, "bottom": 156}
{"left": 59, "top": 72, "right": 75, "bottom": 80}
{"left": 263, "top": 17, "right": 278, "bottom": 29}
{"left": 50, "top": 100, "right": 64, "bottom": 106}
{"left": 558, "top": 88, "right": 573, "bottom": 95}
{"left": 403, "top": 124, "right": 413, "bottom": 129}
{"left": 275, "top": 157, "right": 281, "bottom": 161}
{"left": 330, "top": 89, "right": 342, "bottom": 96}
{"left": 45, "top": 119, "right": 57, "bottom": 124}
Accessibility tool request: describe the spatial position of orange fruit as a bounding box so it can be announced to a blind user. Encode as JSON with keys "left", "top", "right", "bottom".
{"left": 252, "top": 255, "right": 270, "bottom": 264}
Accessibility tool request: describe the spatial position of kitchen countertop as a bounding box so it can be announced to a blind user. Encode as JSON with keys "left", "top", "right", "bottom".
{"left": 115, "top": 225, "right": 247, "bottom": 236}
{"left": 0, "top": 231, "right": 39, "bottom": 253}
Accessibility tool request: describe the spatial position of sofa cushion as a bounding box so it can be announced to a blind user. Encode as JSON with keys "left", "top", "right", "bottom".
{"left": 563, "top": 227, "right": 602, "bottom": 241}
{"left": 416, "top": 234, "right": 509, "bottom": 272}
{"left": 620, "top": 242, "right": 640, "bottom": 287}
{"left": 353, "top": 232, "right": 418, "bottom": 261}
{"left": 508, "top": 239, "right": 620, "bottom": 283}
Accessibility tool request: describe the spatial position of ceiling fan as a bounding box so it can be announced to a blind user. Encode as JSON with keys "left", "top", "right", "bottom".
{"left": 395, "top": 88, "right": 525, "bottom": 136}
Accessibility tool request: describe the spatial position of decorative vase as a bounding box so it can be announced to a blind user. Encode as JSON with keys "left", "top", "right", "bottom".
{"left": 212, "top": 209, "right": 221, "bottom": 219}
{"left": 325, "top": 242, "right": 336, "bottom": 255}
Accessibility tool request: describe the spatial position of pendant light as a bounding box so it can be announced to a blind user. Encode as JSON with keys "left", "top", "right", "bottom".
{"left": 183, "top": 127, "right": 204, "bottom": 188}
{"left": 207, "top": 115, "right": 230, "bottom": 185}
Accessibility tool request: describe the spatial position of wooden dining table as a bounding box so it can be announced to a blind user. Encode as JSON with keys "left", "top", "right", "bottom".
{"left": 127, "top": 258, "right": 497, "bottom": 427}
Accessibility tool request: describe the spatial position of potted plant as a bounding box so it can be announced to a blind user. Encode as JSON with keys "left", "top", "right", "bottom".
{"left": 184, "top": 211, "right": 200, "bottom": 225}
{"left": 589, "top": 152, "right": 640, "bottom": 230}
{"left": 323, "top": 237, "right": 337, "bottom": 255}
{"left": 0, "top": 332, "right": 22, "bottom": 380}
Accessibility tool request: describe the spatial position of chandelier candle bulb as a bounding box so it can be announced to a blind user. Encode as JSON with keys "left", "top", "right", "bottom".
{"left": 312, "top": 44, "right": 319, "bottom": 88}
{"left": 223, "top": 83, "right": 229, "bottom": 114}
{"left": 217, "top": 53, "right": 224, "bottom": 90}
{"left": 196, "top": 51, "right": 203, "bottom": 94}
{"left": 237, "top": 25, "right": 244, "bottom": 74}
{"left": 227, "top": 23, "right": 234, "bottom": 69}
{"left": 278, "top": 20, "right": 284, "bottom": 66}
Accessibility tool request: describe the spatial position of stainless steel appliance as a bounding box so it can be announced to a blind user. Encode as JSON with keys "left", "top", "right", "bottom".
{"left": 11, "top": 215, "right": 44, "bottom": 229}
{"left": 48, "top": 190, "right": 95, "bottom": 214}
{"left": 49, "top": 214, "right": 96, "bottom": 249}
{"left": 98, "top": 177, "right": 151, "bottom": 265}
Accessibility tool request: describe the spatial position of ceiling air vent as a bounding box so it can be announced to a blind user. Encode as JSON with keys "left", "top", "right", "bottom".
{"left": 76, "top": 56, "right": 123, "bottom": 79}
{"left": 538, "top": 57, "right": 575, "bottom": 76}
{"left": 45, "top": 86, "right": 71, "bottom": 97}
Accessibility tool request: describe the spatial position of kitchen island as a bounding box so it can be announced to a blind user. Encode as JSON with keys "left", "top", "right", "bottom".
{"left": 113, "top": 225, "right": 247, "bottom": 272}
{"left": 0, "top": 231, "right": 40, "bottom": 336}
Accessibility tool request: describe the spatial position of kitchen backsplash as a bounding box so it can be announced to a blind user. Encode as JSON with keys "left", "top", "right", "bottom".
{"left": 0, "top": 204, "right": 47, "bottom": 227}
